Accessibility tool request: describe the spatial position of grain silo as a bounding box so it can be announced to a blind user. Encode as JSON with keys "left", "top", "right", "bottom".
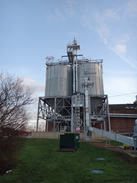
{"left": 45, "top": 65, "right": 72, "bottom": 97}
{"left": 36, "top": 39, "right": 111, "bottom": 140}
{"left": 78, "top": 62, "right": 104, "bottom": 95}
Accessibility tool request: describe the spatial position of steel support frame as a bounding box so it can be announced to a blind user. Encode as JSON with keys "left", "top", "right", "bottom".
{"left": 36, "top": 95, "right": 111, "bottom": 138}
{"left": 36, "top": 96, "right": 72, "bottom": 132}
{"left": 36, "top": 97, "right": 47, "bottom": 132}
{"left": 89, "top": 94, "right": 111, "bottom": 132}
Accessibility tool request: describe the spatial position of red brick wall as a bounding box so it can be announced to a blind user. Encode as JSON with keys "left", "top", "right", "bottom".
{"left": 46, "top": 122, "right": 59, "bottom": 132}
{"left": 46, "top": 108, "right": 136, "bottom": 133}
{"left": 110, "top": 117, "right": 135, "bottom": 133}
{"left": 47, "top": 118, "right": 136, "bottom": 133}
{"left": 110, "top": 109, "right": 136, "bottom": 114}
{"left": 109, "top": 108, "right": 136, "bottom": 133}
{"left": 93, "top": 117, "right": 135, "bottom": 133}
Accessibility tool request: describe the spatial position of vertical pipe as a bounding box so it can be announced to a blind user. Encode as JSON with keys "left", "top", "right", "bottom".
{"left": 106, "top": 95, "right": 111, "bottom": 131}
{"left": 84, "top": 107, "right": 86, "bottom": 140}
{"left": 76, "top": 54, "right": 78, "bottom": 92}
{"left": 46, "top": 121, "right": 48, "bottom": 132}
{"left": 76, "top": 62, "right": 77, "bottom": 92}
{"left": 53, "top": 97, "right": 56, "bottom": 132}
{"left": 98, "top": 63, "right": 101, "bottom": 94}
{"left": 84, "top": 78, "right": 90, "bottom": 141}
{"left": 94, "top": 63, "right": 97, "bottom": 95}
{"left": 89, "top": 96, "right": 91, "bottom": 128}
{"left": 85, "top": 82, "right": 89, "bottom": 128}
{"left": 109, "top": 138, "right": 110, "bottom": 146}
{"left": 104, "top": 120, "right": 107, "bottom": 145}
{"left": 73, "top": 64, "right": 75, "bottom": 93}
{"left": 104, "top": 120, "right": 106, "bottom": 130}
{"left": 134, "top": 137, "right": 136, "bottom": 154}
{"left": 71, "top": 97, "right": 73, "bottom": 132}
{"left": 36, "top": 97, "right": 40, "bottom": 132}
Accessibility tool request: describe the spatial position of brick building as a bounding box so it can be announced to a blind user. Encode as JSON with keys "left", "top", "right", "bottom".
{"left": 46, "top": 103, "right": 137, "bottom": 134}
{"left": 109, "top": 103, "right": 137, "bottom": 134}
{"left": 94, "top": 103, "right": 137, "bottom": 134}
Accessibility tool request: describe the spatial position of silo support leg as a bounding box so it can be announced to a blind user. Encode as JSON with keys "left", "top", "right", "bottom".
{"left": 36, "top": 97, "right": 40, "bottom": 132}
{"left": 46, "top": 121, "right": 48, "bottom": 132}
{"left": 53, "top": 98, "right": 56, "bottom": 132}
{"left": 71, "top": 105, "right": 73, "bottom": 132}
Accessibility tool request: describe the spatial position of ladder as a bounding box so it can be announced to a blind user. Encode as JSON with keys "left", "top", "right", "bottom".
{"left": 74, "top": 94, "right": 81, "bottom": 131}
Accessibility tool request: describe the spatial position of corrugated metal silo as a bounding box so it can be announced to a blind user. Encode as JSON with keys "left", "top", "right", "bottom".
{"left": 45, "top": 65, "right": 73, "bottom": 97}
{"left": 45, "top": 65, "right": 73, "bottom": 116}
{"left": 78, "top": 62, "right": 104, "bottom": 113}
{"left": 77, "top": 62, "right": 104, "bottom": 95}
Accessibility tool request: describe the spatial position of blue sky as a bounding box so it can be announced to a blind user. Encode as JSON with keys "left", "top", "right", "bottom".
{"left": 0, "top": 0, "right": 137, "bottom": 126}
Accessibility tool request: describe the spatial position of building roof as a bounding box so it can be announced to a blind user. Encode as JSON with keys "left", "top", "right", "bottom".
{"left": 109, "top": 103, "right": 137, "bottom": 110}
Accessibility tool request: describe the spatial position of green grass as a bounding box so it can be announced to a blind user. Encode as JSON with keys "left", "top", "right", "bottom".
{"left": 101, "top": 140, "right": 123, "bottom": 146}
{"left": 0, "top": 139, "right": 137, "bottom": 183}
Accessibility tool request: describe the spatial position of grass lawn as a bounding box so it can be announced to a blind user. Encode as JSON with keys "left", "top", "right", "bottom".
{"left": 101, "top": 140, "right": 123, "bottom": 146}
{"left": 0, "top": 138, "right": 137, "bottom": 183}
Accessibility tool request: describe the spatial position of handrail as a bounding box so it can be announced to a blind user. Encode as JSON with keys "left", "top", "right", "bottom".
{"left": 89, "top": 127, "right": 136, "bottom": 147}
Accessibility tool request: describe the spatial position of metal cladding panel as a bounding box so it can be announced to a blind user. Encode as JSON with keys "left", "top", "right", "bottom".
{"left": 45, "top": 65, "right": 72, "bottom": 97}
{"left": 90, "top": 97, "right": 103, "bottom": 113}
{"left": 77, "top": 63, "right": 104, "bottom": 95}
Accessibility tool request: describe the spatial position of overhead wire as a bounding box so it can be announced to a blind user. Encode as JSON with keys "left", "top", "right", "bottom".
{"left": 109, "top": 92, "right": 137, "bottom": 98}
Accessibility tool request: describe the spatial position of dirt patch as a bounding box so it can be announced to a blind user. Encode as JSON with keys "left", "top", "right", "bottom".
{"left": 88, "top": 141, "right": 127, "bottom": 152}
{"left": 88, "top": 141, "right": 137, "bottom": 166}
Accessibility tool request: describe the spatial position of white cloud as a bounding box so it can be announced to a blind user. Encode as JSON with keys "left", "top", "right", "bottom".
{"left": 108, "top": 33, "right": 137, "bottom": 68}
{"left": 93, "top": 9, "right": 119, "bottom": 22}
{"left": 110, "top": 46, "right": 137, "bottom": 69}
{"left": 80, "top": 4, "right": 136, "bottom": 70}
{"left": 80, "top": 7, "right": 118, "bottom": 45}
{"left": 115, "top": 44, "right": 127, "bottom": 54}
{"left": 80, "top": 5, "right": 136, "bottom": 69}
{"left": 23, "top": 78, "right": 45, "bottom": 126}
{"left": 125, "top": 0, "right": 137, "bottom": 17}
{"left": 23, "top": 78, "right": 45, "bottom": 97}
{"left": 96, "top": 24, "right": 110, "bottom": 44}
{"left": 113, "top": 34, "right": 132, "bottom": 45}
{"left": 121, "top": 34, "right": 132, "bottom": 43}
{"left": 81, "top": 7, "right": 119, "bottom": 28}
{"left": 23, "top": 78, "right": 36, "bottom": 85}
{"left": 129, "top": 57, "right": 137, "bottom": 64}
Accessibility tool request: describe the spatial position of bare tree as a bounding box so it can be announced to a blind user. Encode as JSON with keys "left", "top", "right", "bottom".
{"left": 0, "top": 72, "right": 34, "bottom": 174}
{"left": 0, "top": 72, "right": 34, "bottom": 134}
